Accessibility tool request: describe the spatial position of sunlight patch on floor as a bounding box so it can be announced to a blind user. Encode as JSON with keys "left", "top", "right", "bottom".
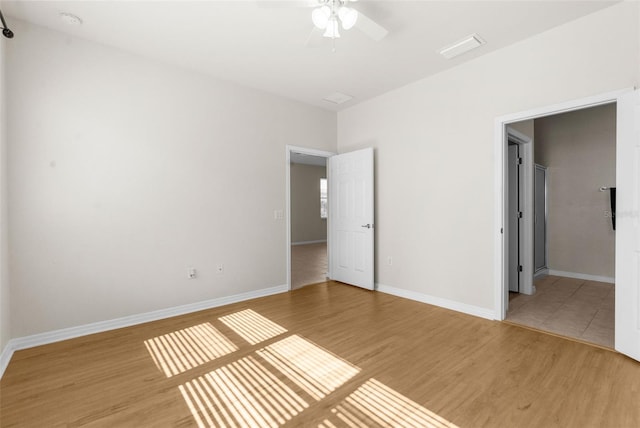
{"left": 257, "top": 335, "right": 360, "bottom": 401}
{"left": 320, "top": 378, "right": 459, "bottom": 428}
{"left": 144, "top": 323, "right": 238, "bottom": 377}
{"left": 155, "top": 312, "right": 457, "bottom": 427}
{"left": 179, "top": 355, "right": 308, "bottom": 428}
{"left": 219, "top": 309, "right": 287, "bottom": 345}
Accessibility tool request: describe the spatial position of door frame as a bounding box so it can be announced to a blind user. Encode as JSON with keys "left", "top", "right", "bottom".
{"left": 506, "top": 129, "right": 534, "bottom": 297}
{"left": 493, "top": 88, "right": 631, "bottom": 320}
{"left": 285, "top": 145, "right": 336, "bottom": 291}
{"left": 534, "top": 163, "right": 549, "bottom": 274}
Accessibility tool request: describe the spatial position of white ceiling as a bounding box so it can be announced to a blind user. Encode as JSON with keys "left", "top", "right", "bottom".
{"left": 2, "top": 1, "right": 618, "bottom": 111}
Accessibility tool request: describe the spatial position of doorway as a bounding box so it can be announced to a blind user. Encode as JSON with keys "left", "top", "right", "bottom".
{"left": 498, "top": 98, "right": 619, "bottom": 349}
{"left": 286, "top": 146, "right": 376, "bottom": 292}
{"left": 286, "top": 146, "right": 334, "bottom": 290}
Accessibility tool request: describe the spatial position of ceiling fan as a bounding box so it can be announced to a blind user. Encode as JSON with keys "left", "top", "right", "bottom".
{"left": 0, "top": 8, "right": 14, "bottom": 38}
{"left": 310, "top": 0, "right": 387, "bottom": 41}
{"left": 260, "top": 0, "right": 388, "bottom": 44}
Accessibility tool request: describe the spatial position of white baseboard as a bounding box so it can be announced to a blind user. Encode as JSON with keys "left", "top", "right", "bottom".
{"left": 0, "top": 342, "right": 14, "bottom": 380}
{"left": 0, "top": 284, "right": 288, "bottom": 379}
{"left": 376, "top": 283, "right": 494, "bottom": 320}
{"left": 534, "top": 268, "right": 549, "bottom": 278}
{"left": 291, "top": 240, "right": 327, "bottom": 246}
{"left": 548, "top": 270, "right": 614, "bottom": 284}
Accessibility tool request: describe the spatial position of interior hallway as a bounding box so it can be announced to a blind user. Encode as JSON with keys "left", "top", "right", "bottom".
{"left": 506, "top": 275, "right": 614, "bottom": 348}
{"left": 291, "top": 242, "right": 327, "bottom": 289}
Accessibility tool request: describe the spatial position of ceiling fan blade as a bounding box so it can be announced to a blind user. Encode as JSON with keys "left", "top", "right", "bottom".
{"left": 355, "top": 11, "right": 388, "bottom": 41}
{"left": 256, "top": 0, "right": 320, "bottom": 8}
{"left": 305, "top": 27, "right": 324, "bottom": 47}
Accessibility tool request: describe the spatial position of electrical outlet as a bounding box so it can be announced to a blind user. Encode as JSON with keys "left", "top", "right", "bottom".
{"left": 216, "top": 264, "right": 224, "bottom": 274}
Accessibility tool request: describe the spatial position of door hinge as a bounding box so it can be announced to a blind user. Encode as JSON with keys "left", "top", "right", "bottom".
{"left": 518, "top": 265, "right": 523, "bottom": 272}
{"left": 517, "top": 157, "right": 523, "bottom": 165}
{"left": 518, "top": 211, "right": 523, "bottom": 218}
{"left": 500, "top": 228, "right": 503, "bottom": 234}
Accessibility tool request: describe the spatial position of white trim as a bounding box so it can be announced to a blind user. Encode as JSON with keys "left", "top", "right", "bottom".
{"left": 534, "top": 268, "right": 549, "bottom": 278}
{"left": 496, "top": 89, "right": 631, "bottom": 125}
{"left": 286, "top": 145, "right": 335, "bottom": 291}
{"left": 506, "top": 128, "right": 534, "bottom": 296}
{"left": 548, "top": 270, "right": 615, "bottom": 284}
{"left": 377, "top": 283, "right": 494, "bottom": 321}
{"left": 0, "top": 342, "right": 14, "bottom": 379}
{"left": 494, "top": 88, "right": 631, "bottom": 321}
{"left": 534, "top": 164, "right": 549, "bottom": 273}
{"left": 0, "top": 284, "right": 287, "bottom": 379}
{"left": 291, "top": 240, "right": 327, "bottom": 246}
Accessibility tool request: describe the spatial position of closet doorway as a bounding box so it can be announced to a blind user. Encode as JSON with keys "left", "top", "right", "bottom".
{"left": 505, "top": 104, "right": 616, "bottom": 348}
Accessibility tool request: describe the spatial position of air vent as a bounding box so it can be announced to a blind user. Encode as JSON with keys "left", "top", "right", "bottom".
{"left": 439, "top": 34, "right": 485, "bottom": 59}
{"left": 323, "top": 92, "right": 353, "bottom": 105}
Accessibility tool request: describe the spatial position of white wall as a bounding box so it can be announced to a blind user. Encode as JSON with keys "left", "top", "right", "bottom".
{"left": 0, "top": 33, "right": 9, "bottom": 352}
{"left": 290, "top": 164, "right": 327, "bottom": 243}
{"left": 509, "top": 120, "right": 534, "bottom": 141}
{"left": 7, "top": 20, "right": 336, "bottom": 338}
{"left": 338, "top": 2, "right": 639, "bottom": 311}
{"left": 535, "top": 105, "right": 616, "bottom": 278}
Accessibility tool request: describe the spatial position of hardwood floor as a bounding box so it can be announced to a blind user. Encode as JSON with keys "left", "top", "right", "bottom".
{"left": 2, "top": 281, "right": 639, "bottom": 427}
{"left": 291, "top": 243, "right": 327, "bottom": 289}
{"left": 506, "top": 275, "right": 614, "bottom": 348}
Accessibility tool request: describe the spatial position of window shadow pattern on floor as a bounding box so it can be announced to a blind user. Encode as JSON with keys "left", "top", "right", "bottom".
{"left": 145, "top": 309, "right": 458, "bottom": 428}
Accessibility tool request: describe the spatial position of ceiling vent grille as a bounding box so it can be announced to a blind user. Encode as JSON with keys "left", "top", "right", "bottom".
{"left": 323, "top": 92, "right": 353, "bottom": 105}
{"left": 439, "top": 34, "right": 485, "bottom": 59}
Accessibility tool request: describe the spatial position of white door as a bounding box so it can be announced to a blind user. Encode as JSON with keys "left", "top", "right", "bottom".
{"left": 507, "top": 144, "right": 520, "bottom": 292}
{"left": 615, "top": 89, "right": 640, "bottom": 362}
{"left": 329, "top": 148, "right": 374, "bottom": 290}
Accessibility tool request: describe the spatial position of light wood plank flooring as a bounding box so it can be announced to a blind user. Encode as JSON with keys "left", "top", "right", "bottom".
{"left": 506, "top": 275, "right": 614, "bottom": 348}
{"left": 2, "top": 281, "right": 639, "bottom": 427}
{"left": 291, "top": 242, "right": 327, "bottom": 289}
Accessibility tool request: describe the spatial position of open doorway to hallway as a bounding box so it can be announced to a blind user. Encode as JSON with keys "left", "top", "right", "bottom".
{"left": 291, "top": 242, "right": 327, "bottom": 289}
{"left": 289, "top": 152, "right": 328, "bottom": 289}
{"left": 505, "top": 103, "right": 616, "bottom": 348}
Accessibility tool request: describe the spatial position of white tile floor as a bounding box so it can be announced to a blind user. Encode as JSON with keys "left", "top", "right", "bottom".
{"left": 506, "top": 275, "right": 614, "bottom": 348}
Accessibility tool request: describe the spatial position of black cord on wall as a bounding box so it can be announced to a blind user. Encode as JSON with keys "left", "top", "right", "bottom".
{"left": 0, "top": 9, "right": 14, "bottom": 38}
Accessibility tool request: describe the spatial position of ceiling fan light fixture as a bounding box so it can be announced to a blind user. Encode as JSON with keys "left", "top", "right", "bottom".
{"left": 323, "top": 17, "right": 340, "bottom": 38}
{"left": 312, "top": 6, "right": 331, "bottom": 29}
{"left": 338, "top": 7, "right": 358, "bottom": 30}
